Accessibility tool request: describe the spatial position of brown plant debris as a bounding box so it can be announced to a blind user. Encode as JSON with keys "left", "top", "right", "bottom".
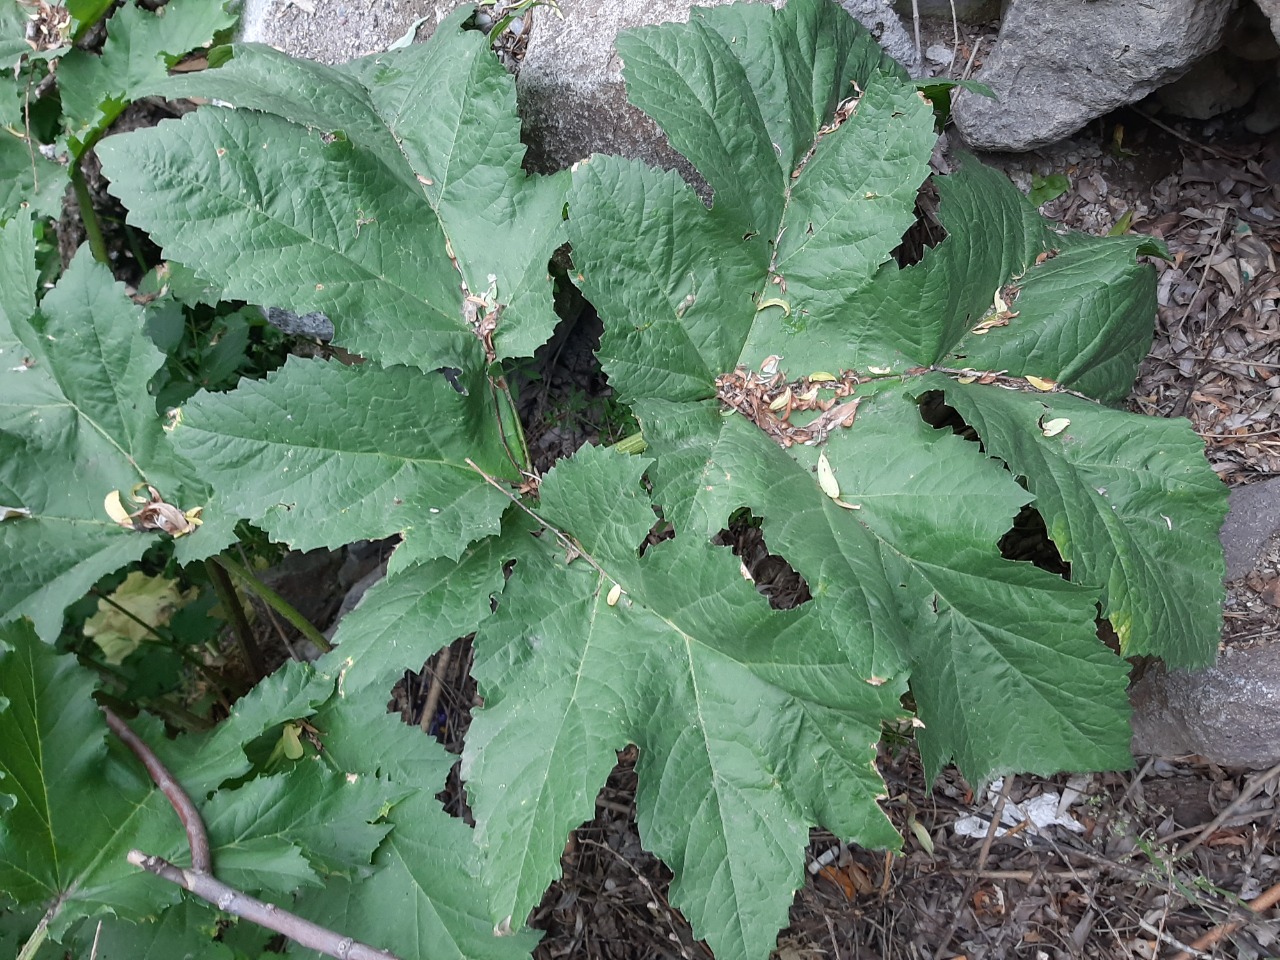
{"left": 715, "top": 358, "right": 863, "bottom": 447}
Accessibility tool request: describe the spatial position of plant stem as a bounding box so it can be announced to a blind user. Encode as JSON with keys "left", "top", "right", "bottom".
{"left": 16, "top": 904, "right": 55, "bottom": 960}
{"left": 611, "top": 431, "right": 647, "bottom": 455}
{"left": 70, "top": 160, "right": 109, "bottom": 264}
{"left": 491, "top": 373, "right": 533, "bottom": 474}
{"left": 90, "top": 586, "right": 173, "bottom": 644}
{"left": 213, "top": 554, "right": 333, "bottom": 654}
{"left": 204, "top": 557, "right": 267, "bottom": 680}
{"left": 129, "top": 851, "right": 402, "bottom": 960}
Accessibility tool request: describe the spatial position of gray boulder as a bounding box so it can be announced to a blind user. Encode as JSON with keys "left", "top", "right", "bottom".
{"left": 1130, "top": 645, "right": 1280, "bottom": 768}
{"left": 238, "top": 0, "right": 437, "bottom": 64}
{"left": 1258, "top": 0, "right": 1280, "bottom": 44}
{"left": 1130, "top": 478, "right": 1280, "bottom": 768}
{"left": 518, "top": 0, "right": 918, "bottom": 177}
{"left": 953, "top": 0, "right": 1237, "bottom": 152}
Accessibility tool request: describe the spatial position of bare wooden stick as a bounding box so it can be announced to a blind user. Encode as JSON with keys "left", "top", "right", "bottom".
{"left": 932, "top": 778, "right": 1014, "bottom": 960}
{"left": 419, "top": 645, "right": 452, "bottom": 734}
{"left": 1171, "top": 879, "right": 1280, "bottom": 960}
{"left": 128, "top": 851, "right": 400, "bottom": 960}
{"left": 102, "top": 706, "right": 211, "bottom": 873}
{"left": 105, "top": 707, "right": 403, "bottom": 960}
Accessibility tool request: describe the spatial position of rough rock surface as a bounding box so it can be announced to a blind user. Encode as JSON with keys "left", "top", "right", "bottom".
{"left": 1259, "top": 0, "right": 1280, "bottom": 43}
{"left": 1130, "top": 645, "right": 1280, "bottom": 768}
{"left": 952, "top": 0, "right": 1236, "bottom": 152}
{"left": 238, "top": 0, "right": 439, "bottom": 64}
{"left": 1219, "top": 478, "right": 1280, "bottom": 582}
{"left": 1156, "top": 49, "right": 1262, "bottom": 120}
{"left": 518, "top": 0, "right": 916, "bottom": 178}
{"left": 1129, "top": 478, "right": 1280, "bottom": 768}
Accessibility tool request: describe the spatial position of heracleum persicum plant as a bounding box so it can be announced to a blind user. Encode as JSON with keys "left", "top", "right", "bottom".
{"left": 0, "top": 0, "right": 1225, "bottom": 958}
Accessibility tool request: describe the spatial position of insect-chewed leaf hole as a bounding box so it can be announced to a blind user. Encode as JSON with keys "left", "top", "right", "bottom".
{"left": 711, "top": 509, "right": 811, "bottom": 610}
{"left": 916, "top": 389, "right": 976, "bottom": 440}
{"left": 637, "top": 499, "right": 676, "bottom": 557}
{"left": 998, "top": 502, "right": 1070, "bottom": 580}
{"left": 916, "top": 392, "right": 1071, "bottom": 581}
{"left": 889, "top": 178, "right": 945, "bottom": 268}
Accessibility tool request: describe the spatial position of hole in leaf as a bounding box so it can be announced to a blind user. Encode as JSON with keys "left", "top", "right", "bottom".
{"left": 917, "top": 393, "right": 1075, "bottom": 582}
{"left": 506, "top": 263, "right": 637, "bottom": 473}
{"left": 890, "top": 179, "right": 945, "bottom": 268}
{"left": 638, "top": 507, "right": 675, "bottom": 557}
{"left": 997, "top": 503, "right": 1069, "bottom": 579}
{"left": 916, "top": 390, "right": 977, "bottom": 442}
{"left": 712, "top": 509, "right": 811, "bottom": 610}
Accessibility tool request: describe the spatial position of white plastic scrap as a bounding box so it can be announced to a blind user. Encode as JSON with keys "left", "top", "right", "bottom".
{"left": 953, "top": 777, "right": 1086, "bottom": 839}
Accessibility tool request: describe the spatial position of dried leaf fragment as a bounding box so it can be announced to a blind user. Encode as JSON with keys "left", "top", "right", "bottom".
{"left": 816, "top": 452, "right": 840, "bottom": 499}
{"left": 104, "top": 485, "right": 203, "bottom": 537}
{"left": 1041, "top": 418, "right": 1070, "bottom": 438}
{"left": 1025, "top": 376, "right": 1056, "bottom": 391}
{"left": 756, "top": 297, "right": 791, "bottom": 317}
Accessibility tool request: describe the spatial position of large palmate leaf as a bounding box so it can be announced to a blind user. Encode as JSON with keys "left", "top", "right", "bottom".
{"left": 281, "top": 697, "right": 539, "bottom": 960}
{"left": 0, "top": 624, "right": 380, "bottom": 944}
{"left": 0, "top": 219, "right": 219, "bottom": 641}
{"left": 464, "top": 445, "right": 904, "bottom": 960}
{"left": 0, "top": 618, "right": 178, "bottom": 936}
{"left": 565, "top": 0, "right": 1225, "bottom": 784}
{"left": 99, "top": 5, "right": 567, "bottom": 372}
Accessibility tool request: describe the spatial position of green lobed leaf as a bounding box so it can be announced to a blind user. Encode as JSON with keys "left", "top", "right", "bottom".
{"left": 0, "top": 633, "right": 418, "bottom": 951}
{"left": 199, "top": 763, "right": 397, "bottom": 894}
{"left": 933, "top": 375, "right": 1227, "bottom": 666}
{"left": 551, "top": 0, "right": 1226, "bottom": 951}
{"left": 286, "top": 700, "right": 539, "bottom": 960}
{"left": 169, "top": 357, "right": 518, "bottom": 569}
{"left": 466, "top": 445, "right": 903, "bottom": 960}
{"left": 0, "top": 619, "right": 181, "bottom": 937}
{"left": 100, "top": 6, "right": 566, "bottom": 372}
{"left": 62, "top": 902, "right": 237, "bottom": 960}
{"left": 0, "top": 241, "right": 213, "bottom": 640}
{"left": 325, "top": 515, "right": 539, "bottom": 696}
{"left": 58, "top": 0, "right": 236, "bottom": 155}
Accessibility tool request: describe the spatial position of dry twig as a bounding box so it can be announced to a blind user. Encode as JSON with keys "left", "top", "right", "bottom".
{"left": 104, "top": 707, "right": 402, "bottom": 960}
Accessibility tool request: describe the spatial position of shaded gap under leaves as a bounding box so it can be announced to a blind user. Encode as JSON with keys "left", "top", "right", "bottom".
{"left": 711, "top": 509, "right": 811, "bottom": 610}
{"left": 890, "top": 178, "right": 945, "bottom": 269}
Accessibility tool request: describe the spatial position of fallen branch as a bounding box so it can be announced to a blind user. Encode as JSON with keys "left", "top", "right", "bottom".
{"left": 103, "top": 707, "right": 402, "bottom": 960}
{"left": 127, "top": 851, "right": 399, "bottom": 960}
{"left": 1170, "top": 879, "right": 1280, "bottom": 960}
{"left": 102, "top": 706, "right": 210, "bottom": 872}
